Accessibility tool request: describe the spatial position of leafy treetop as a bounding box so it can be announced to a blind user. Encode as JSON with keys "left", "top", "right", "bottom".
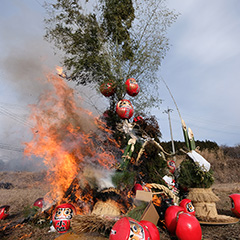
{"left": 44, "top": 0, "right": 178, "bottom": 114}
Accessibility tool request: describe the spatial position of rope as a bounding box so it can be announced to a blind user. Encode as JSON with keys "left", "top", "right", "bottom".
{"left": 146, "top": 183, "right": 179, "bottom": 204}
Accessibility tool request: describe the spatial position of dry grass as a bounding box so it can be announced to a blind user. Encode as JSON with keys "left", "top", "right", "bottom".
{"left": 0, "top": 188, "right": 47, "bottom": 216}
{"left": 200, "top": 149, "right": 240, "bottom": 183}
{"left": 0, "top": 171, "right": 50, "bottom": 216}
{"left": 0, "top": 171, "right": 48, "bottom": 189}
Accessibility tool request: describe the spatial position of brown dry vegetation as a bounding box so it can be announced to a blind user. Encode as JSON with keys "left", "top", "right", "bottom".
{"left": 0, "top": 148, "right": 240, "bottom": 240}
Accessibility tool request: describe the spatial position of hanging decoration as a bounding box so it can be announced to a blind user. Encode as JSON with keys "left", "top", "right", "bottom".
{"left": 116, "top": 99, "right": 134, "bottom": 119}
{"left": 167, "top": 160, "right": 176, "bottom": 174}
{"left": 125, "top": 78, "right": 140, "bottom": 97}
{"left": 133, "top": 115, "right": 143, "bottom": 123}
{"left": 100, "top": 80, "right": 116, "bottom": 97}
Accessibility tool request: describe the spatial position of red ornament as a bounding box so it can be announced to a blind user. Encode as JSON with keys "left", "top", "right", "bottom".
{"left": 100, "top": 80, "right": 116, "bottom": 97}
{"left": 229, "top": 194, "right": 240, "bottom": 217}
{"left": 133, "top": 116, "right": 143, "bottom": 124}
{"left": 164, "top": 205, "right": 184, "bottom": 235}
{"left": 116, "top": 99, "right": 134, "bottom": 119}
{"left": 33, "top": 198, "right": 44, "bottom": 209}
{"left": 133, "top": 183, "right": 143, "bottom": 194}
{"left": 125, "top": 78, "right": 140, "bottom": 97}
{"left": 167, "top": 160, "right": 176, "bottom": 174}
{"left": 179, "top": 199, "right": 195, "bottom": 216}
{"left": 0, "top": 205, "right": 10, "bottom": 220}
{"left": 140, "top": 220, "right": 160, "bottom": 240}
{"left": 175, "top": 213, "right": 202, "bottom": 240}
{"left": 109, "top": 217, "right": 152, "bottom": 240}
{"left": 52, "top": 203, "right": 76, "bottom": 233}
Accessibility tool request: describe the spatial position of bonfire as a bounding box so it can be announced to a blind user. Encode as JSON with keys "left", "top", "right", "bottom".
{"left": 21, "top": 71, "right": 139, "bottom": 235}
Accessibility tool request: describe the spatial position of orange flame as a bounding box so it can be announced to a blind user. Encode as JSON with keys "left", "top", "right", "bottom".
{"left": 19, "top": 232, "right": 32, "bottom": 240}
{"left": 56, "top": 66, "right": 66, "bottom": 78}
{"left": 24, "top": 73, "right": 119, "bottom": 210}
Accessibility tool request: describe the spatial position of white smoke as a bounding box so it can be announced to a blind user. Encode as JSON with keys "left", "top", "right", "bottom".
{"left": 82, "top": 165, "right": 115, "bottom": 191}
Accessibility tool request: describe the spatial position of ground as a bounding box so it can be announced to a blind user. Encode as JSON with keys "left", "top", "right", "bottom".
{"left": 0, "top": 153, "right": 240, "bottom": 240}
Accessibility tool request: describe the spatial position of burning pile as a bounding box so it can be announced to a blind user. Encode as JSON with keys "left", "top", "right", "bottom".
{"left": 17, "top": 70, "right": 179, "bottom": 239}
{"left": 24, "top": 72, "right": 125, "bottom": 215}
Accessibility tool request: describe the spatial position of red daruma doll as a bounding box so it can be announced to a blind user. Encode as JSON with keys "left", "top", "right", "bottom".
{"left": 125, "top": 78, "right": 140, "bottom": 97}
{"left": 33, "top": 197, "right": 44, "bottom": 209}
{"left": 116, "top": 99, "right": 134, "bottom": 119}
{"left": 229, "top": 194, "right": 240, "bottom": 217}
{"left": 109, "top": 216, "right": 160, "bottom": 240}
{"left": 179, "top": 199, "right": 195, "bottom": 216}
{"left": 100, "top": 80, "right": 116, "bottom": 97}
{"left": 0, "top": 205, "right": 10, "bottom": 220}
{"left": 52, "top": 203, "right": 76, "bottom": 233}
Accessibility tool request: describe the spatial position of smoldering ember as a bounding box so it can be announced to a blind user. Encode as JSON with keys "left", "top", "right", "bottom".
{"left": 0, "top": 70, "right": 240, "bottom": 240}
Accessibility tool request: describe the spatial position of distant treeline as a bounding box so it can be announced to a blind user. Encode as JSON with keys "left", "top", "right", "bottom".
{"left": 160, "top": 140, "right": 219, "bottom": 154}
{"left": 221, "top": 144, "right": 240, "bottom": 159}
{"left": 160, "top": 140, "right": 240, "bottom": 159}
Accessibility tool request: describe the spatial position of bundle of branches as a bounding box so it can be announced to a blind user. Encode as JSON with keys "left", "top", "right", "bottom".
{"left": 176, "top": 158, "right": 214, "bottom": 190}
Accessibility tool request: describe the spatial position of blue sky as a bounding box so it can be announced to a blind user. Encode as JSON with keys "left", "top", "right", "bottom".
{"left": 0, "top": 0, "right": 240, "bottom": 167}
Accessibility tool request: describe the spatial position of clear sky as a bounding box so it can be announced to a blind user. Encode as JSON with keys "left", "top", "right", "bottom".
{"left": 0, "top": 0, "right": 240, "bottom": 169}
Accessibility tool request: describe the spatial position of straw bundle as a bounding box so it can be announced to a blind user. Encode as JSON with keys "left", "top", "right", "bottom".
{"left": 188, "top": 188, "right": 238, "bottom": 224}
{"left": 71, "top": 187, "right": 131, "bottom": 235}
{"left": 188, "top": 188, "right": 219, "bottom": 203}
{"left": 71, "top": 215, "right": 117, "bottom": 235}
{"left": 91, "top": 200, "right": 121, "bottom": 217}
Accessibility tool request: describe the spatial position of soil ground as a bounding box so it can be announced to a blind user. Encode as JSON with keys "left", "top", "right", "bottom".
{"left": 0, "top": 155, "right": 240, "bottom": 240}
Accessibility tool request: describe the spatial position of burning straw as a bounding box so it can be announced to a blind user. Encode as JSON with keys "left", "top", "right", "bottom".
{"left": 23, "top": 73, "right": 121, "bottom": 211}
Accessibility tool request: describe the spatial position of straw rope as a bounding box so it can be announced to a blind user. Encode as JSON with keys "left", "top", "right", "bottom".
{"left": 146, "top": 183, "right": 179, "bottom": 204}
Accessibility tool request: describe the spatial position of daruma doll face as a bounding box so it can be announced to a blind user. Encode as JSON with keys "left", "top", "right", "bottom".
{"left": 52, "top": 203, "right": 76, "bottom": 233}
{"left": 116, "top": 99, "right": 134, "bottom": 119}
